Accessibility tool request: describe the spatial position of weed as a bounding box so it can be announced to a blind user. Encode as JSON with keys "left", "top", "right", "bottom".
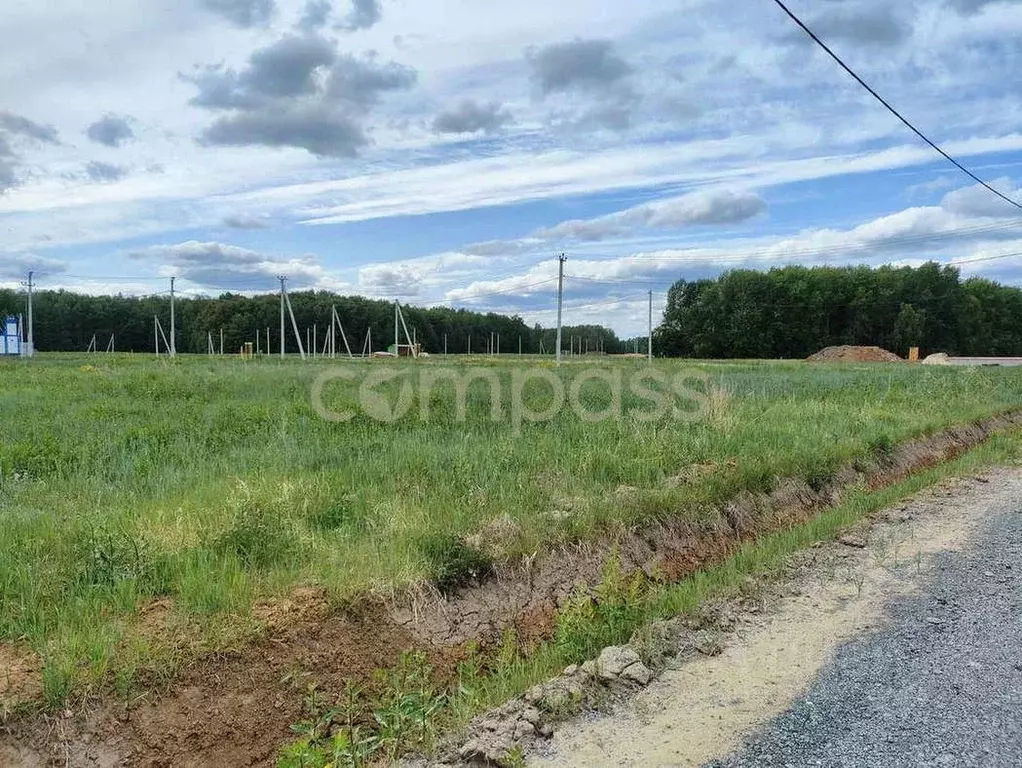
{"left": 80, "top": 524, "right": 154, "bottom": 588}
{"left": 555, "top": 552, "right": 647, "bottom": 662}
{"left": 501, "top": 745, "right": 527, "bottom": 768}
{"left": 373, "top": 652, "right": 447, "bottom": 759}
{"left": 213, "top": 498, "right": 294, "bottom": 569}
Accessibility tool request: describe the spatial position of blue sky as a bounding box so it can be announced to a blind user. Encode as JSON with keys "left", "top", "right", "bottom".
{"left": 2, "top": 0, "right": 1022, "bottom": 334}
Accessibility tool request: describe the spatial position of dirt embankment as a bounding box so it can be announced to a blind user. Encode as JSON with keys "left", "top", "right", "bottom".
{"left": 392, "top": 411, "right": 1022, "bottom": 648}
{"left": 3, "top": 411, "right": 1021, "bottom": 767}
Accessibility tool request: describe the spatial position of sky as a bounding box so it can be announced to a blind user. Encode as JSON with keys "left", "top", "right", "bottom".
{"left": 3, "top": 0, "right": 1022, "bottom": 336}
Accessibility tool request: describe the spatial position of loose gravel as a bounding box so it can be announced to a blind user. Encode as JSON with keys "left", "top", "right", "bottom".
{"left": 711, "top": 477, "right": 1022, "bottom": 768}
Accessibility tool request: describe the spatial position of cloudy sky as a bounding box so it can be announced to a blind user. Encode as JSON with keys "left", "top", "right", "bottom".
{"left": 3, "top": 0, "right": 1022, "bottom": 335}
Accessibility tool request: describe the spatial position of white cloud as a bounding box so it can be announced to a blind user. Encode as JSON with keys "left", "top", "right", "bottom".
{"left": 940, "top": 177, "right": 1022, "bottom": 218}
{"left": 127, "top": 240, "right": 350, "bottom": 292}
{"left": 535, "top": 189, "right": 765, "bottom": 241}
{"left": 0, "top": 252, "right": 69, "bottom": 280}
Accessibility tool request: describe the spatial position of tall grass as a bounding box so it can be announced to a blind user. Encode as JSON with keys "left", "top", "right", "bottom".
{"left": 1, "top": 354, "right": 1020, "bottom": 703}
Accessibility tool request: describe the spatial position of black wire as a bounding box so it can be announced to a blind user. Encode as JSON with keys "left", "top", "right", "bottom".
{"left": 770, "top": 0, "right": 1022, "bottom": 214}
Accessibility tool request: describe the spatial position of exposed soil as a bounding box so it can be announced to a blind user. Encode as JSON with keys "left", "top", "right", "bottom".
{"left": 806, "top": 345, "right": 902, "bottom": 362}
{"left": 2, "top": 410, "right": 1021, "bottom": 767}
{"left": 1, "top": 598, "right": 431, "bottom": 767}
{"left": 0, "top": 645, "right": 43, "bottom": 714}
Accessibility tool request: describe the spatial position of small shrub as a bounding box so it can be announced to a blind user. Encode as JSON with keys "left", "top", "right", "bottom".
{"left": 213, "top": 500, "right": 294, "bottom": 568}
{"left": 555, "top": 552, "right": 647, "bottom": 661}
{"left": 414, "top": 533, "right": 492, "bottom": 592}
{"left": 373, "top": 651, "right": 446, "bottom": 760}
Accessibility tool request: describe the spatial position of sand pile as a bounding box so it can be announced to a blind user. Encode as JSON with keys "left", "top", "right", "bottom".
{"left": 807, "top": 345, "right": 902, "bottom": 363}
{"left": 922, "top": 353, "right": 951, "bottom": 366}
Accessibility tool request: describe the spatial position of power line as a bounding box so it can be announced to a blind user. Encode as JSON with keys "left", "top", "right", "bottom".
{"left": 36, "top": 273, "right": 169, "bottom": 282}
{"left": 770, "top": 0, "right": 1022, "bottom": 214}
{"left": 565, "top": 274, "right": 666, "bottom": 286}
{"left": 443, "top": 276, "right": 559, "bottom": 302}
{"left": 558, "top": 293, "right": 649, "bottom": 313}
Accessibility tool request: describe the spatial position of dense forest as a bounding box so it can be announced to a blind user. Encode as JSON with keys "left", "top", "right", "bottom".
{"left": 0, "top": 289, "right": 625, "bottom": 356}
{"left": 653, "top": 262, "right": 1022, "bottom": 358}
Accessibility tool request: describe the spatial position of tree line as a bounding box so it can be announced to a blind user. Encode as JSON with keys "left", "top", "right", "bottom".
{"left": 0, "top": 288, "right": 626, "bottom": 356}
{"left": 8, "top": 262, "right": 1014, "bottom": 359}
{"left": 653, "top": 262, "right": 1022, "bottom": 358}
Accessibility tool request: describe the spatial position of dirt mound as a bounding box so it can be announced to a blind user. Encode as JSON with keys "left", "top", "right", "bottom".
{"left": 807, "top": 345, "right": 902, "bottom": 363}
{"left": 922, "top": 353, "right": 951, "bottom": 366}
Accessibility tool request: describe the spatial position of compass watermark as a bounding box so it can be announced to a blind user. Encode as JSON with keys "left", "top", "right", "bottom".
{"left": 311, "top": 365, "right": 712, "bottom": 431}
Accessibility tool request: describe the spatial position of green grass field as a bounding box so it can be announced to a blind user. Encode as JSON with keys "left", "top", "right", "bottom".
{"left": 1, "top": 353, "right": 1020, "bottom": 705}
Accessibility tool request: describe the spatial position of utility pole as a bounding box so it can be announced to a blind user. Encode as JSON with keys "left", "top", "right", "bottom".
{"left": 169, "top": 277, "right": 176, "bottom": 357}
{"left": 555, "top": 254, "right": 566, "bottom": 365}
{"left": 23, "top": 271, "right": 34, "bottom": 357}
{"left": 394, "top": 302, "right": 399, "bottom": 355}
{"left": 278, "top": 275, "right": 287, "bottom": 359}
{"left": 648, "top": 290, "right": 653, "bottom": 363}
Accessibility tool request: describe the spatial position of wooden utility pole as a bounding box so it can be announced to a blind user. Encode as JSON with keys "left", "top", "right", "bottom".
{"left": 556, "top": 254, "right": 566, "bottom": 365}
{"left": 168, "top": 277, "right": 176, "bottom": 356}
{"left": 648, "top": 290, "right": 653, "bottom": 363}
{"left": 278, "top": 276, "right": 286, "bottom": 359}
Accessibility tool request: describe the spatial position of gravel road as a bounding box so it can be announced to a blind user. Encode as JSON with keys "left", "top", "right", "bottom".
{"left": 534, "top": 470, "right": 1022, "bottom": 768}
{"left": 712, "top": 475, "right": 1022, "bottom": 768}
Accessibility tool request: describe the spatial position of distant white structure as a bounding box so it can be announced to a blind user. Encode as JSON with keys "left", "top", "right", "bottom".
{"left": 1, "top": 315, "right": 22, "bottom": 356}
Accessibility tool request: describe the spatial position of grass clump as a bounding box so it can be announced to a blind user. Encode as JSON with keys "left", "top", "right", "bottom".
{"left": 307, "top": 498, "right": 360, "bottom": 532}
{"left": 80, "top": 524, "right": 156, "bottom": 589}
{"left": 414, "top": 533, "right": 492, "bottom": 592}
{"left": 213, "top": 498, "right": 295, "bottom": 569}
